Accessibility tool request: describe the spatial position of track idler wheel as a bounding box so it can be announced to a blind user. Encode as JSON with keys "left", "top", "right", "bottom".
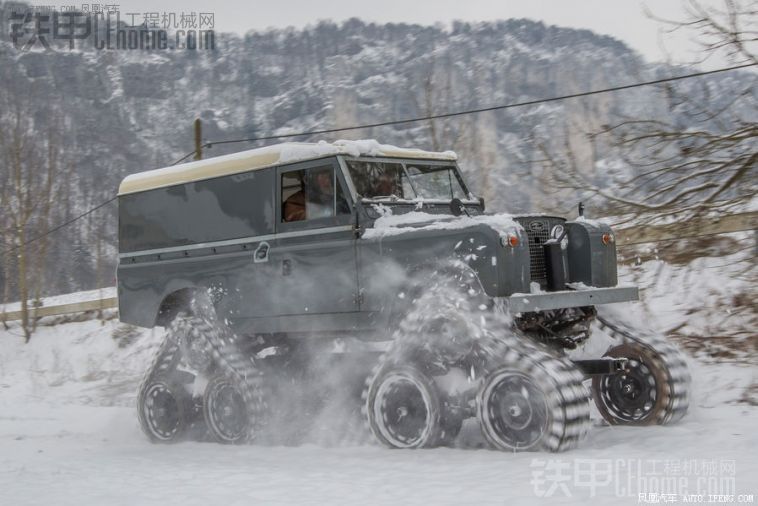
{"left": 138, "top": 376, "right": 187, "bottom": 443}
{"left": 595, "top": 313, "right": 691, "bottom": 425}
{"left": 137, "top": 337, "right": 189, "bottom": 443}
{"left": 203, "top": 373, "right": 264, "bottom": 444}
{"left": 364, "top": 365, "right": 443, "bottom": 449}
{"left": 593, "top": 342, "right": 682, "bottom": 425}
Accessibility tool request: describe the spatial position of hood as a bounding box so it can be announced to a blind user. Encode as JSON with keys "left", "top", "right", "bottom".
{"left": 362, "top": 211, "right": 523, "bottom": 240}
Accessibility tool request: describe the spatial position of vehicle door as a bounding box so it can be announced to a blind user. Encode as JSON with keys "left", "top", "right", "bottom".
{"left": 269, "top": 157, "right": 359, "bottom": 318}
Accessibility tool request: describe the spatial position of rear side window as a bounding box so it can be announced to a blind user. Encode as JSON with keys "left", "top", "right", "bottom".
{"left": 281, "top": 165, "right": 350, "bottom": 223}
{"left": 119, "top": 168, "right": 275, "bottom": 253}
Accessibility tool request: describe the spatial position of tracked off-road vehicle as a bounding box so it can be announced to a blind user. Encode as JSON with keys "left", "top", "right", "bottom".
{"left": 118, "top": 140, "right": 690, "bottom": 451}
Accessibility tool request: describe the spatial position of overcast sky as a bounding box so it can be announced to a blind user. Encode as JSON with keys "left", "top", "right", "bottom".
{"left": 108, "top": 0, "right": 730, "bottom": 66}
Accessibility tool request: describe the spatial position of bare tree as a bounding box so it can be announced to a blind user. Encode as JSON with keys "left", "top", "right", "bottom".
{"left": 0, "top": 79, "right": 66, "bottom": 341}
{"left": 650, "top": 0, "right": 757, "bottom": 67}
{"left": 544, "top": 0, "right": 757, "bottom": 224}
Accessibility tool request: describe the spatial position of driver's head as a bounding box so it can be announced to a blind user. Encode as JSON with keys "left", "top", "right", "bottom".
{"left": 309, "top": 169, "right": 333, "bottom": 194}
{"left": 375, "top": 171, "right": 397, "bottom": 196}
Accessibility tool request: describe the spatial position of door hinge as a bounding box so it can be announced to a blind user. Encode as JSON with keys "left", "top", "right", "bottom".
{"left": 354, "top": 291, "right": 364, "bottom": 306}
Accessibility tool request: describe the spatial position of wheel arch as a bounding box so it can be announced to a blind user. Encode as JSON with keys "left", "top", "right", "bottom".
{"left": 385, "top": 259, "right": 488, "bottom": 326}
{"left": 155, "top": 287, "right": 198, "bottom": 327}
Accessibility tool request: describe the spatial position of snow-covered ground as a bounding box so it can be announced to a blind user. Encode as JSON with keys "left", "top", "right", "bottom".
{"left": 1, "top": 251, "right": 756, "bottom": 505}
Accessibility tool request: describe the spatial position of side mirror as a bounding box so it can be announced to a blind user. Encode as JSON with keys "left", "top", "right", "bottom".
{"left": 450, "top": 198, "right": 464, "bottom": 217}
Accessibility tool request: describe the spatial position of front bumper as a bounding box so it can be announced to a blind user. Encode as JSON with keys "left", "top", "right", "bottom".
{"left": 505, "top": 286, "right": 639, "bottom": 313}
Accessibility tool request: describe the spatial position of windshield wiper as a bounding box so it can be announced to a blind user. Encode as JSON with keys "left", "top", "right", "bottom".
{"left": 363, "top": 195, "right": 400, "bottom": 201}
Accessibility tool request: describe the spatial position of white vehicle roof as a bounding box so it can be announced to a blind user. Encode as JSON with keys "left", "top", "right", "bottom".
{"left": 118, "top": 139, "right": 458, "bottom": 196}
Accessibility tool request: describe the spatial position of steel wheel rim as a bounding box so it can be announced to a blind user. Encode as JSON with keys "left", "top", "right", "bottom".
{"left": 373, "top": 372, "right": 433, "bottom": 448}
{"left": 481, "top": 370, "right": 549, "bottom": 450}
{"left": 599, "top": 358, "right": 658, "bottom": 422}
{"left": 207, "top": 380, "right": 248, "bottom": 441}
{"left": 143, "top": 382, "right": 181, "bottom": 440}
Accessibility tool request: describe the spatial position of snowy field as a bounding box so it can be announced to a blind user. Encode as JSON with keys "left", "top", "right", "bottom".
{"left": 1, "top": 251, "right": 756, "bottom": 505}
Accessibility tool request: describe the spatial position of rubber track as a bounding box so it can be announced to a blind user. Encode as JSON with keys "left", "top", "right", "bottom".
{"left": 363, "top": 271, "right": 591, "bottom": 452}
{"left": 177, "top": 314, "right": 267, "bottom": 441}
{"left": 477, "top": 330, "right": 591, "bottom": 452}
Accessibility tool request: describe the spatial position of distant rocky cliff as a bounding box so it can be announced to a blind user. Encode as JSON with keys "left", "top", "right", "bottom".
{"left": 0, "top": 3, "right": 752, "bottom": 296}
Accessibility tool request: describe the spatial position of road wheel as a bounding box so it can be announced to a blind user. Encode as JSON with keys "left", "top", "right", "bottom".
{"left": 137, "top": 336, "right": 188, "bottom": 443}
{"left": 364, "top": 365, "right": 443, "bottom": 449}
{"left": 138, "top": 376, "right": 187, "bottom": 443}
{"left": 595, "top": 314, "right": 691, "bottom": 425}
{"left": 203, "top": 373, "right": 264, "bottom": 444}
{"left": 477, "top": 345, "right": 590, "bottom": 452}
{"left": 593, "top": 342, "right": 676, "bottom": 425}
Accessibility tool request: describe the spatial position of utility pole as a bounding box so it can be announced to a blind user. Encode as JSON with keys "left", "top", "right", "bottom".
{"left": 194, "top": 118, "right": 202, "bottom": 160}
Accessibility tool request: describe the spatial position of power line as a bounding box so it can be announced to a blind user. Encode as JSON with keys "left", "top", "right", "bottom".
{"left": 2, "top": 196, "right": 117, "bottom": 255}
{"left": 172, "top": 62, "right": 757, "bottom": 165}
{"left": 6, "top": 61, "right": 756, "bottom": 253}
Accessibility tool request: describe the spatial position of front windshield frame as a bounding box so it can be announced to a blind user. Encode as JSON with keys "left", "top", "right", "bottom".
{"left": 338, "top": 156, "right": 475, "bottom": 204}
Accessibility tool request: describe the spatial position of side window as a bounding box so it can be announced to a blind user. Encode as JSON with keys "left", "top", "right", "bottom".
{"left": 281, "top": 166, "right": 350, "bottom": 223}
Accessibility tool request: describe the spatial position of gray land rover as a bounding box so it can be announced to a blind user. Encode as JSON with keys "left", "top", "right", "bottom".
{"left": 118, "top": 140, "right": 690, "bottom": 451}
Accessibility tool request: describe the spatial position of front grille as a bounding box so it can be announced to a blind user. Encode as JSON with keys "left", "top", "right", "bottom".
{"left": 515, "top": 216, "right": 564, "bottom": 286}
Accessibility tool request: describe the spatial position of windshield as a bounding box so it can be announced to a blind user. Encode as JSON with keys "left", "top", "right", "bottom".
{"left": 346, "top": 160, "right": 468, "bottom": 201}
{"left": 405, "top": 163, "right": 468, "bottom": 200}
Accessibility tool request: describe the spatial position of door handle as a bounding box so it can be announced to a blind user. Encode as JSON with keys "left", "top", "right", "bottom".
{"left": 282, "top": 259, "right": 292, "bottom": 276}
{"left": 253, "top": 242, "right": 270, "bottom": 263}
